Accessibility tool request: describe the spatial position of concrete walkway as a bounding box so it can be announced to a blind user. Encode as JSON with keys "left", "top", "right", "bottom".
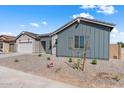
{"left": 0, "top": 66, "right": 76, "bottom": 88}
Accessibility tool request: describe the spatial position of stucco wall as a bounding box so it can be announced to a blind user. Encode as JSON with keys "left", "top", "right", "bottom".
{"left": 3, "top": 42, "right": 9, "bottom": 53}
{"left": 52, "top": 35, "right": 57, "bottom": 55}
{"left": 16, "top": 34, "right": 36, "bottom": 53}
{"left": 109, "top": 44, "right": 121, "bottom": 59}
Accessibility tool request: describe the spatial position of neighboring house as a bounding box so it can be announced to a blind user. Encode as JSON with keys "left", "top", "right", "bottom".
{"left": 16, "top": 17, "right": 115, "bottom": 59}
{"left": 0, "top": 35, "right": 16, "bottom": 53}
{"left": 16, "top": 31, "right": 40, "bottom": 53}
{"left": 16, "top": 31, "right": 51, "bottom": 53}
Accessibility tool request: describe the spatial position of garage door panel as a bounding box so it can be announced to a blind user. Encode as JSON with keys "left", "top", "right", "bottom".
{"left": 18, "top": 42, "right": 33, "bottom": 53}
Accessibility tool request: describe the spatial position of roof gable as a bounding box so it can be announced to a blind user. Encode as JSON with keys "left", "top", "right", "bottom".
{"left": 50, "top": 17, "right": 115, "bottom": 36}
{"left": 16, "top": 31, "right": 40, "bottom": 40}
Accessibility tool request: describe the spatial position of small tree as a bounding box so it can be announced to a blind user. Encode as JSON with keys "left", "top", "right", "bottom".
{"left": 81, "top": 41, "right": 88, "bottom": 71}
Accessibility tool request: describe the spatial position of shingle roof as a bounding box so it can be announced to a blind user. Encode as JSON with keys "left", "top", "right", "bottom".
{"left": 50, "top": 17, "right": 115, "bottom": 36}
{"left": 16, "top": 31, "right": 40, "bottom": 40}
{"left": 0, "top": 35, "right": 16, "bottom": 42}
{"left": 39, "top": 33, "right": 51, "bottom": 37}
{"left": 23, "top": 31, "right": 39, "bottom": 39}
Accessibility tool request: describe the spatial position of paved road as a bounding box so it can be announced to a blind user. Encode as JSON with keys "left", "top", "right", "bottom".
{"left": 0, "top": 66, "right": 76, "bottom": 88}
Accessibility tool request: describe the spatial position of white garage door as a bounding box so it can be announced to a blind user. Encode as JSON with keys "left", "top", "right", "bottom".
{"left": 18, "top": 42, "right": 33, "bottom": 53}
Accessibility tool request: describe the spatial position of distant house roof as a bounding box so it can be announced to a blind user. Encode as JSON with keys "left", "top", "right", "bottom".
{"left": 16, "top": 31, "right": 40, "bottom": 40}
{"left": 50, "top": 17, "right": 115, "bottom": 36}
{"left": 16, "top": 31, "right": 51, "bottom": 40}
{"left": 39, "top": 33, "right": 51, "bottom": 37}
{"left": 0, "top": 35, "right": 16, "bottom": 42}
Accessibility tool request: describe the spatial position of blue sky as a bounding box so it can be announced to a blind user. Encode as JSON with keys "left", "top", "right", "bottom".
{"left": 0, "top": 5, "right": 123, "bottom": 43}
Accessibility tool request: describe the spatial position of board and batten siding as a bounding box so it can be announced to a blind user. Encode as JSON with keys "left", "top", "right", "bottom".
{"left": 56, "top": 22, "right": 110, "bottom": 59}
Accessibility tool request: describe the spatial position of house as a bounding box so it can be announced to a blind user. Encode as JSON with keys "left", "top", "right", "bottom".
{"left": 16, "top": 31, "right": 40, "bottom": 53}
{"left": 0, "top": 35, "right": 16, "bottom": 53}
{"left": 16, "top": 31, "right": 51, "bottom": 53}
{"left": 50, "top": 17, "right": 115, "bottom": 60}
{"left": 16, "top": 17, "right": 115, "bottom": 59}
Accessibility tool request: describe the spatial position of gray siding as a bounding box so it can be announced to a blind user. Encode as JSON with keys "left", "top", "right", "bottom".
{"left": 57, "top": 22, "right": 110, "bottom": 59}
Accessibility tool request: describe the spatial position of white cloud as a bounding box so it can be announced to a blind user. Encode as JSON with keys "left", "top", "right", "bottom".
{"left": 112, "top": 28, "right": 118, "bottom": 33}
{"left": 29, "top": 21, "right": 47, "bottom": 27}
{"left": 0, "top": 32, "right": 15, "bottom": 36}
{"left": 110, "top": 28, "right": 124, "bottom": 44}
{"left": 29, "top": 22, "right": 39, "bottom": 28}
{"left": 80, "top": 5, "right": 117, "bottom": 15}
{"left": 20, "top": 25, "right": 26, "bottom": 27}
{"left": 72, "top": 13, "right": 94, "bottom": 19}
{"left": 97, "top": 5, "right": 117, "bottom": 15}
{"left": 80, "top": 5, "right": 97, "bottom": 9}
{"left": 42, "top": 21, "right": 47, "bottom": 25}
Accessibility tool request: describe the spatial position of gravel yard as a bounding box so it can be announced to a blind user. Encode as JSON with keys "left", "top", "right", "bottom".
{"left": 0, "top": 53, "right": 124, "bottom": 88}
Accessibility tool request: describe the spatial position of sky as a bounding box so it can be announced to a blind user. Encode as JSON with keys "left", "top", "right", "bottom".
{"left": 0, "top": 5, "right": 123, "bottom": 43}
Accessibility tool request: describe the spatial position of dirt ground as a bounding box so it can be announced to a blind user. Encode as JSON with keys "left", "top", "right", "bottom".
{"left": 0, "top": 53, "right": 124, "bottom": 88}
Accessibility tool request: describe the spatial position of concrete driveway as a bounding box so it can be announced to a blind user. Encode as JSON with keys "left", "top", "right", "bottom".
{"left": 0, "top": 53, "right": 27, "bottom": 58}
{"left": 0, "top": 66, "right": 76, "bottom": 88}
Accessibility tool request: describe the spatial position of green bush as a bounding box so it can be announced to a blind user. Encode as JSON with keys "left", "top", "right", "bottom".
{"left": 47, "top": 57, "right": 51, "bottom": 61}
{"left": 76, "top": 58, "right": 81, "bottom": 69}
{"left": 68, "top": 58, "right": 72, "bottom": 63}
{"left": 77, "top": 58, "right": 81, "bottom": 63}
{"left": 91, "top": 59, "right": 97, "bottom": 65}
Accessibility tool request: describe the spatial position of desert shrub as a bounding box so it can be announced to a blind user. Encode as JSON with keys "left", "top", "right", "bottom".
{"left": 73, "top": 58, "right": 81, "bottom": 69}
{"left": 14, "top": 59, "right": 19, "bottom": 62}
{"left": 76, "top": 58, "right": 81, "bottom": 69}
{"left": 47, "top": 57, "right": 51, "bottom": 61}
{"left": 38, "top": 54, "right": 42, "bottom": 57}
{"left": 68, "top": 58, "right": 72, "bottom": 63}
{"left": 112, "top": 74, "right": 124, "bottom": 81}
{"left": 91, "top": 59, "right": 97, "bottom": 65}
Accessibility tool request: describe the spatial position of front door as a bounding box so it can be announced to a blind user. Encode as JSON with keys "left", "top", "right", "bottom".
{"left": 41, "top": 41, "right": 46, "bottom": 52}
{"left": 9, "top": 44, "right": 14, "bottom": 52}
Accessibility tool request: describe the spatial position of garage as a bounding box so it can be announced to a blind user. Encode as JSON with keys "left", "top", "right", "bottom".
{"left": 16, "top": 31, "right": 40, "bottom": 53}
{"left": 17, "top": 42, "right": 33, "bottom": 53}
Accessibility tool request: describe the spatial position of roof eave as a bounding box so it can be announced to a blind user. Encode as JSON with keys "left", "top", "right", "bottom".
{"left": 50, "top": 17, "right": 115, "bottom": 36}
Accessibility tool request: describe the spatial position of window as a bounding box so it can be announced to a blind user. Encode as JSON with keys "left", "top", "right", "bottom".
{"left": 74, "top": 35, "right": 84, "bottom": 48}
{"left": 85, "top": 36, "right": 90, "bottom": 49}
{"left": 68, "top": 37, "right": 73, "bottom": 49}
{"left": 75, "top": 36, "right": 79, "bottom": 48}
{"left": 0, "top": 43, "right": 3, "bottom": 49}
{"left": 80, "top": 36, "right": 84, "bottom": 48}
{"left": 28, "top": 38, "right": 30, "bottom": 42}
{"left": 55, "top": 39, "right": 58, "bottom": 44}
{"left": 49, "top": 40, "right": 52, "bottom": 50}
